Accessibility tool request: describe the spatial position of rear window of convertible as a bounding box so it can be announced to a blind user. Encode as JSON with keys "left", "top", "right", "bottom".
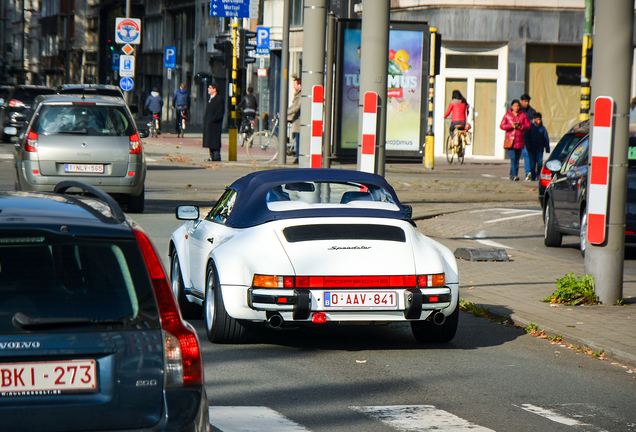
{"left": 0, "top": 231, "right": 159, "bottom": 334}
{"left": 265, "top": 181, "right": 400, "bottom": 212}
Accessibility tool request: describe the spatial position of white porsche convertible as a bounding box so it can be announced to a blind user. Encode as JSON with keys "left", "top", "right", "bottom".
{"left": 169, "top": 169, "right": 459, "bottom": 344}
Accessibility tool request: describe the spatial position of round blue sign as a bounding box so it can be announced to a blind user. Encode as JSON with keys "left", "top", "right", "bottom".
{"left": 119, "top": 77, "right": 134, "bottom": 92}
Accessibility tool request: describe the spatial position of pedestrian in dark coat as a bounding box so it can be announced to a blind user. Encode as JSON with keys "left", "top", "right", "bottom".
{"left": 203, "top": 83, "right": 224, "bottom": 161}
{"left": 525, "top": 112, "right": 551, "bottom": 181}
{"left": 520, "top": 93, "right": 537, "bottom": 180}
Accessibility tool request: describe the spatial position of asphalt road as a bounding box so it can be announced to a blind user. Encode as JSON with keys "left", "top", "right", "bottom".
{"left": 1, "top": 144, "right": 635, "bottom": 432}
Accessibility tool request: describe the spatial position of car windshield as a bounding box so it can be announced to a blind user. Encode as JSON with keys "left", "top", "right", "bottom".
{"left": 0, "top": 230, "right": 159, "bottom": 334}
{"left": 32, "top": 104, "right": 135, "bottom": 136}
{"left": 266, "top": 181, "right": 399, "bottom": 212}
{"left": 14, "top": 88, "right": 55, "bottom": 104}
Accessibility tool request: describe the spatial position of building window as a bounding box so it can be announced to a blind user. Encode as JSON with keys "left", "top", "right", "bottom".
{"left": 291, "top": 0, "right": 303, "bottom": 27}
{"left": 446, "top": 54, "right": 498, "bottom": 70}
{"left": 144, "top": 18, "right": 162, "bottom": 52}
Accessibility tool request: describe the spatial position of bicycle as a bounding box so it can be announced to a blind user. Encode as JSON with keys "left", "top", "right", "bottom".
{"left": 246, "top": 113, "right": 282, "bottom": 163}
{"left": 238, "top": 110, "right": 256, "bottom": 147}
{"left": 175, "top": 107, "right": 187, "bottom": 138}
{"left": 445, "top": 125, "right": 468, "bottom": 164}
{"left": 147, "top": 112, "right": 160, "bottom": 138}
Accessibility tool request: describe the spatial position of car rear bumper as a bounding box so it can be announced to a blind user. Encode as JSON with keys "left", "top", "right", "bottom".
{"left": 244, "top": 286, "right": 455, "bottom": 322}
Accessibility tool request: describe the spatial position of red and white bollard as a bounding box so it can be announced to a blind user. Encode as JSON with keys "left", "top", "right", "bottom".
{"left": 310, "top": 85, "right": 324, "bottom": 168}
{"left": 360, "top": 91, "right": 378, "bottom": 173}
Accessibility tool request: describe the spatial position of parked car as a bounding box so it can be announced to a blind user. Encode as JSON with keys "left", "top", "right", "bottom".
{"left": 169, "top": 169, "right": 460, "bottom": 344}
{"left": 0, "top": 181, "right": 208, "bottom": 432}
{"left": 0, "top": 86, "right": 12, "bottom": 106}
{"left": 14, "top": 94, "right": 146, "bottom": 212}
{"left": 538, "top": 122, "right": 589, "bottom": 209}
{"left": 56, "top": 84, "right": 125, "bottom": 99}
{"left": 543, "top": 126, "right": 636, "bottom": 255}
{"left": 0, "top": 85, "right": 55, "bottom": 142}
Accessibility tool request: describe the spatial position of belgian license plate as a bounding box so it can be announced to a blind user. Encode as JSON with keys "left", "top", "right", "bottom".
{"left": 324, "top": 291, "right": 398, "bottom": 309}
{"left": 64, "top": 164, "right": 104, "bottom": 173}
{"left": 0, "top": 360, "right": 97, "bottom": 395}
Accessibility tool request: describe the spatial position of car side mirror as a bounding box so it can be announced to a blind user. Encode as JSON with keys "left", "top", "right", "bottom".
{"left": 138, "top": 129, "right": 149, "bottom": 138}
{"left": 545, "top": 160, "right": 562, "bottom": 172}
{"left": 402, "top": 204, "right": 413, "bottom": 219}
{"left": 176, "top": 205, "right": 199, "bottom": 220}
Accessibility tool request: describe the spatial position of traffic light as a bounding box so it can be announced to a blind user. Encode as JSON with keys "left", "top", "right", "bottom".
{"left": 238, "top": 29, "right": 256, "bottom": 69}
{"left": 213, "top": 40, "right": 233, "bottom": 68}
{"left": 108, "top": 39, "right": 115, "bottom": 52}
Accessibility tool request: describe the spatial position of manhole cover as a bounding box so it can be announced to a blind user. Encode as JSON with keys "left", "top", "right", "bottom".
{"left": 454, "top": 247, "right": 509, "bottom": 262}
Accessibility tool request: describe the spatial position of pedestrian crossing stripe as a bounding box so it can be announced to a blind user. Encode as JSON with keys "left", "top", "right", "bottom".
{"left": 208, "top": 404, "right": 606, "bottom": 431}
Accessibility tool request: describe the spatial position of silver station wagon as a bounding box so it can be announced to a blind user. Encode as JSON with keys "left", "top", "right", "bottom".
{"left": 13, "top": 95, "right": 146, "bottom": 212}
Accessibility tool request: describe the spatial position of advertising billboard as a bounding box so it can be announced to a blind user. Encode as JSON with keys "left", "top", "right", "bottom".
{"left": 335, "top": 20, "right": 430, "bottom": 158}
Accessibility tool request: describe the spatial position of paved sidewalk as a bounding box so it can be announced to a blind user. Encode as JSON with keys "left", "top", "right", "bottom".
{"left": 140, "top": 129, "right": 636, "bottom": 369}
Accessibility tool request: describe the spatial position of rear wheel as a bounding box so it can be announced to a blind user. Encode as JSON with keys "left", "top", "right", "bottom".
{"left": 445, "top": 135, "right": 454, "bottom": 164}
{"left": 580, "top": 208, "right": 587, "bottom": 257}
{"left": 411, "top": 298, "right": 459, "bottom": 343}
{"left": 204, "top": 261, "right": 246, "bottom": 343}
{"left": 457, "top": 135, "right": 465, "bottom": 164}
{"left": 246, "top": 131, "right": 279, "bottom": 163}
{"left": 127, "top": 188, "right": 144, "bottom": 213}
{"left": 170, "top": 250, "right": 202, "bottom": 319}
{"left": 544, "top": 201, "right": 562, "bottom": 247}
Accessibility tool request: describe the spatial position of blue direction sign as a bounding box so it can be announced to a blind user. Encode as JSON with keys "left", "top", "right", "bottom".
{"left": 111, "top": 52, "right": 120, "bottom": 71}
{"left": 164, "top": 46, "right": 176, "bottom": 69}
{"left": 119, "top": 77, "right": 134, "bottom": 92}
{"left": 210, "top": 0, "right": 258, "bottom": 18}
{"left": 256, "top": 27, "right": 270, "bottom": 56}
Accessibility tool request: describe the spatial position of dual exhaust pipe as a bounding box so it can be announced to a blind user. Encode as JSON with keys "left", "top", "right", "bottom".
{"left": 432, "top": 311, "right": 446, "bottom": 325}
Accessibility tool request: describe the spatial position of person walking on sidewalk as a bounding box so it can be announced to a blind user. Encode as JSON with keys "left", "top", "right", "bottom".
{"left": 525, "top": 112, "right": 550, "bottom": 181}
{"left": 172, "top": 83, "right": 191, "bottom": 134}
{"left": 203, "top": 83, "right": 224, "bottom": 162}
{"left": 144, "top": 87, "right": 163, "bottom": 131}
{"left": 519, "top": 94, "right": 536, "bottom": 181}
{"left": 287, "top": 77, "right": 301, "bottom": 163}
{"left": 500, "top": 99, "right": 531, "bottom": 181}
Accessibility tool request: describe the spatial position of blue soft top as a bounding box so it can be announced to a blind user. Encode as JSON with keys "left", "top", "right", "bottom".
{"left": 224, "top": 168, "right": 413, "bottom": 228}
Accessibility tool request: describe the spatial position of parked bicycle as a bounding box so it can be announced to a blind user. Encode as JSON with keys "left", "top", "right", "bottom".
{"left": 445, "top": 124, "right": 470, "bottom": 164}
{"left": 246, "top": 113, "right": 295, "bottom": 163}
{"left": 175, "top": 107, "right": 187, "bottom": 138}
{"left": 147, "top": 112, "right": 160, "bottom": 138}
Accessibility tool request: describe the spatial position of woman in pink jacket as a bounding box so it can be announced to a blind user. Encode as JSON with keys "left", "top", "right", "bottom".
{"left": 500, "top": 99, "right": 531, "bottom": 181}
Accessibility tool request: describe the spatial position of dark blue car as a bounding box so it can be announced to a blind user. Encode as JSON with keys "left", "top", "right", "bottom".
{"left": 0, "top": 182, "right": 209, "bottom": 432}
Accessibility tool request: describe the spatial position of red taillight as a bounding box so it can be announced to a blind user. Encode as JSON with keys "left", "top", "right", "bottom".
{"left": 129, "top": 131, "right": 142, "bottom": 154}
{"left": 539, "top": 166, "right": 553, "bottom": 188}
{"left": 312, "top": 312, "right": 327, "bottom": 324}
{"left": 626, "top": 230, "right": 635, "bottom": 235}
{"left": 9, "top": 99, "right": 24, "bottom": 108}
{"left": 25, "top": 130, "right": 38, "bottom": 152}
{"left": 254, "top": 274, "right": 444, "bottom": 288}
{"left": 133, "top": 229, "right": 203, "bottom": 386}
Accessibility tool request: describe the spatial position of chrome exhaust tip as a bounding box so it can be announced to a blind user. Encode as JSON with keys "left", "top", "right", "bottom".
{"left": 433, "top": 311, "right": 446, "bottom": 325}
{"left": 266, "top": 313, "right": 283, "bottom": 329}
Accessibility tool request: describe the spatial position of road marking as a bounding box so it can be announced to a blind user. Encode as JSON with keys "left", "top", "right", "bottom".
{"left": 464, "top": 235, "right": 512, "bottom": 249}
{"left": 469, "top": 208, "right": 534, "bottom": 214}
{"left": 0, "top": 154, "right": 14, "bottom": 160}
{"left": 146, "top": 157, "right": 157, "bottom": 162}
{"left": 209, "top": 406, "right": 310, "bottom": 432}
{"left": 351, "top": 405, "right": 495, "bottom": 431}
{"left": 484, "top": 211, "right": 541, "bottom": 224}
{"left": 517, "top": 404, "right": 588, "bottom": 427}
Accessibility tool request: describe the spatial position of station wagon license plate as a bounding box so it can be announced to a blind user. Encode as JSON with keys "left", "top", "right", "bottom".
{"left": 64, "top": 164, "right": 104, "bottom": 173}
{"left": 324, "top": 291, "right": 398, "bottom": 309}
{"left": 0, "top": 360, "right": 97, "bottom": 395}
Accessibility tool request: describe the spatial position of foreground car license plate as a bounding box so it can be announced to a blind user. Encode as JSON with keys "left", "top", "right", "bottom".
{"left": 0, "top": 360, "right": 97, "bottom": 395}
{"left": 324, "top": 291, "right": 398, "bottom": 309}
{"left": 64, "top": 164, "right": 104, "bottom": 173}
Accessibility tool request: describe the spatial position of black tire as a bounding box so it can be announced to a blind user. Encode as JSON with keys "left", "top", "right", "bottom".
{"left": 544, "top": 200, "right": 562, "bottom": 247}
{"left": 411, "top": 298, "right": 459, "bottom": 343}
{"left": 457, "top": 135, "right": 465, "bottom": 164}
{"left": 580, "top": 208, "right": 587, "bottom": 257}
{"left": 204, "top": 261, "right": 246, "bottom": 343}
{"left": 445, "top": 135, "right": 454, "bottom": 164}
{"left": 127, "top": 188, "right": 144, "bottom": 213}
{"left": 170, "top": 250, "right": 202, "bottom": 319}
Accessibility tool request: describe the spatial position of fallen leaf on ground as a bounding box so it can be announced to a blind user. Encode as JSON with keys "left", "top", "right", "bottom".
{"left": 356, "top": 360, "right": 367, "bottom": 364}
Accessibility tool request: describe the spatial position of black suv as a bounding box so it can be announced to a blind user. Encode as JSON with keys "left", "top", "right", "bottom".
{"left": 0, "top": 182, "right": 209, "bottom": 432}
{"left": 0, "top": 85, "right": 55, "bottom": 142}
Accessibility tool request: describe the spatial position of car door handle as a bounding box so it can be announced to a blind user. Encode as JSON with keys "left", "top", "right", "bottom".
{"left": 207, "top": 238, "right": 214, "bottom": 244}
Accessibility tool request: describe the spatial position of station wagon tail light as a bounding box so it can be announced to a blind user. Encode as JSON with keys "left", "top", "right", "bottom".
{"left": 129, "top": 131, "right": 142, "bottom": 154}
{"left": 9, "top": 99, "right": 25, "bottom": 108}
{"left": 133, "top": 228, "right": 203, "bottom": 386}
{"left": 539, "top": 166, "right": 553, "bottom": 188}
{"left": 25, "top": 130, "right": 38, "bottom": 152}
{"left": 252, "top": 274, "right": 445, "bottom": 288}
